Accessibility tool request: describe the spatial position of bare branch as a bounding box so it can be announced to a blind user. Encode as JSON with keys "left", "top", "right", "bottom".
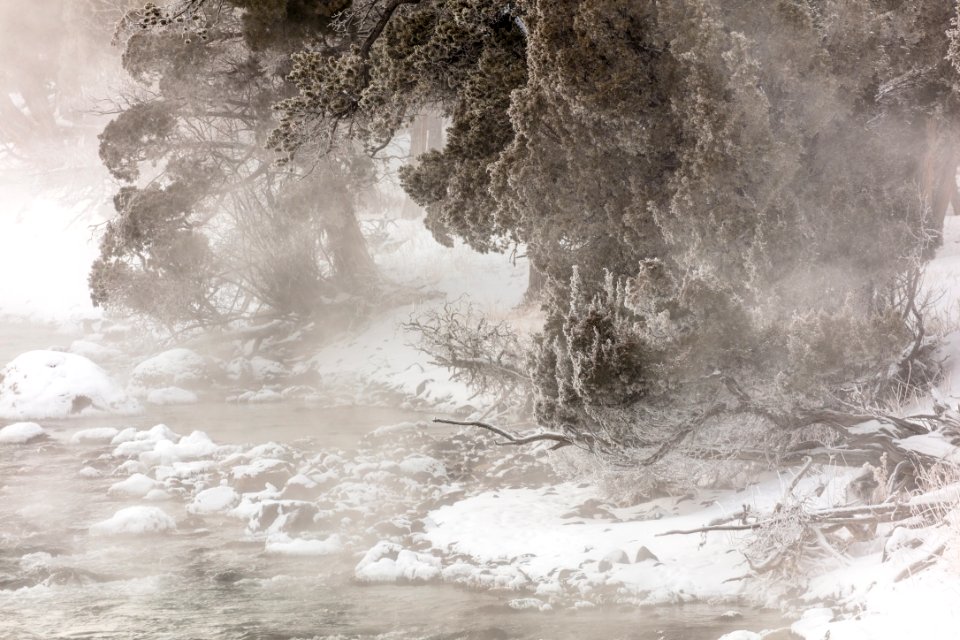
{"left": 432, "top": 418, "right": 574, "bottom": 450}
{"left": 359, "top": 0, "right": 421, "bottom": 60}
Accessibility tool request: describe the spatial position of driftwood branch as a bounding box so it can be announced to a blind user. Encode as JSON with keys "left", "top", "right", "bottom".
{"left": 432, "top": 418, "right": 574, "bottom": 450}
{"left": 657, "top": 522, "right": 761, "bottom": 536}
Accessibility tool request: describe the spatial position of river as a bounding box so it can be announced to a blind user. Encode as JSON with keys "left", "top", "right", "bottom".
{"left": 0, "top": 321, "right": 788, "bottom": 639}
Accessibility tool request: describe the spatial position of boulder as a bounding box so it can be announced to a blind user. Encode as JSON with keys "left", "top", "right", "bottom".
{"left": 0, "top": 350, "right": 140, "bottom": 420}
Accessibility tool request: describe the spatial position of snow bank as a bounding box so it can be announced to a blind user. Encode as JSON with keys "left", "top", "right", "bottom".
{"left": 422, "top": 472, "right": 859, "bottom": 604}
{"left": 0, "top": 422, "right": 46, "bottom": 444}
{"left": 0, "top": 350, "right": 141, "bottom": 420}
{"left": 89, "top": 506, "right": 176, "bottom": 535}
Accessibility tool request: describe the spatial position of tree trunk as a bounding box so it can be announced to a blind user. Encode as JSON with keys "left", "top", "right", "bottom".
{"left": 919, "top": 118, "right": 958, "bottom": 254}
{"left": 325, "top": 204, "right": 379, "bottom": 291}
{"left": 523, "top": 261, "right": 545, "bottom": 304}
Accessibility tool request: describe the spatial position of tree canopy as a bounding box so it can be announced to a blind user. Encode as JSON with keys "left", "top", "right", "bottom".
{"left": 263, "top": 0, "right": 959, "bottom": 438}
{"left": 102, "top": 0, "right": 960, "bottom": 446}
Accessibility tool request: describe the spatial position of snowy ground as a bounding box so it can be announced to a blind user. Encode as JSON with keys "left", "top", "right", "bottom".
{"left": 299, "top": 219, "right": 530, "bottom": 413}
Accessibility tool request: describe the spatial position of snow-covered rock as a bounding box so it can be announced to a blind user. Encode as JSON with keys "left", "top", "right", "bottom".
{"left": 598, "top": 548, "right": 630, "bottom": 572}
{"left": 234, "top": 388, "right": 282, "bottom": 404}
{"left": 397, "top": 454, "right": 446, "bottom": 479}
{"left": 89, "top": 506, "right": 176, "bottom": 535}
{"left": 230, "top": 458, "right": 292, "bottom": 491}
{"left": 280, "top": 473, "right": 322, "bottom": 500}
{"left": 0, "top": 421, "right": 46, "bottom": 444}
{"left": 70, "top": 427, "right": 120, "bottom": 444}
{"left": 108, "top": 473, "right": 159, "bottom": 498}
{"left": 506, "top": 598, "right": 552, "bottom": 612}
{"left": 154, "top": 460, "right": 215, "bottom": 482}
{"left": 187, "top": 486, "right": 239, "bottom": 515}
{"left": 112, "top": 424, "right": 180, "bottom": 458}
{"left": 144, "top": 489, "right": 172, "bottom": 501}
{"left": 128, "top": 348, "right": 212, "bottom": 396}
{"left": 68, "top": 340, "right": 121, "bottom": 362}
{"left": 265, "top": 533, "right": 342, "bottom": 556}
{"left": 249, "top": 356, "right": 289, "bottom": 383}
{"left": 247, "top": 500, "right": 318, "bottom": 534}
{"left": 355, "top": 541, "right": 441, "bottom": 583}
{"left": 139, "top": 430, "right": 218, "bottom": 466}
{"left": 224, "top": 357, "right": 253, "bottom": 383}
{"left": 146, "top": 387, "right": 198, "bottom": 406}
{"left": 0, "top": 350, "right": 141, "bottom": 420}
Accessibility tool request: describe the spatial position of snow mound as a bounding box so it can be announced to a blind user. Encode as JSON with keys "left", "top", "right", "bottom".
{"left": 0, "top": 350, "right": 141, "bottom": 420}
{"left": 0, "top": 422, "right": 46, "bottom": 444}
{"left": 129, "top": 348, "right": 212, "bottom": 395}
{"left": 89, "top": 506, "right": 176, "bottom": 535}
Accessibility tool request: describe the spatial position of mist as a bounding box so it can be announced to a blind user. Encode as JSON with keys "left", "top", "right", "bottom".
{"left": 3, "top": 2, "right": 960, "bottom": 640}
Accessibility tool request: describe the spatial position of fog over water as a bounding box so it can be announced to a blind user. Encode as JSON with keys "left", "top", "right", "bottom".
{"left": 0, "top": 321, "right": 789, "bottom": 639}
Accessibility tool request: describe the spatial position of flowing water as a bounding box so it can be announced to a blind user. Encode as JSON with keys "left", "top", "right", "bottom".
{"left": 0, "top": 323, "right": 789, "bottom": 639}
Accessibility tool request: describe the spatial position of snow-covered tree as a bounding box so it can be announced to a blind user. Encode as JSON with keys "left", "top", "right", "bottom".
{"left": 92, "top": 4, "right": 379, "bottom": 328}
